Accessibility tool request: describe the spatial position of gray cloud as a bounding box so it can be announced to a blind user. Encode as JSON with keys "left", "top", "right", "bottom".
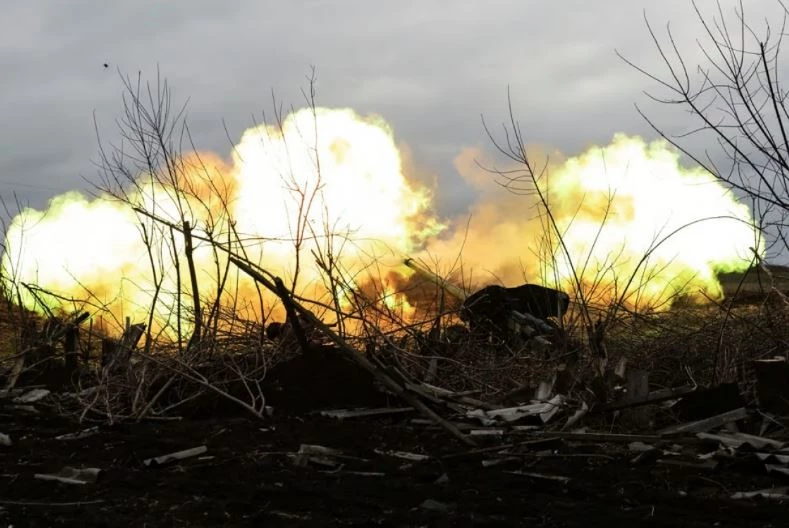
{"left": 0, "top": 0, "right": 783, "bottom": 218}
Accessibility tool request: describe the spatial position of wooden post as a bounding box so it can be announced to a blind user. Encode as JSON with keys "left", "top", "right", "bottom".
{"left": 104, "top": 323, "right": 145, "bottom": 373}
{"left": 83, "top": 319, "right": 93, "bottom": 365}
{"left": 64, "top": 324, "right": 79, "bottom": 375}
{"left": 622, "top": 368, "right": 650, "bottom": 428}
{"left": 101, "top": 338, "right": 117, "bottom": 368}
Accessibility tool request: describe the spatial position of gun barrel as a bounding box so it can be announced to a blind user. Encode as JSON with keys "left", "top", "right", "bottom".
{"left": 402, "top": 258, "right": 468, "bottom": 301}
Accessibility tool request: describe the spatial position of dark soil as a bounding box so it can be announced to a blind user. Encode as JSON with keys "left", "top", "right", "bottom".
{"left": 2, "top": 355, "right": 788, "bottom": 527}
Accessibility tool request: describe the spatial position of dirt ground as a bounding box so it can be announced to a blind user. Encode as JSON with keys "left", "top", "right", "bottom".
{"left": 2, "top": 355, "right": 788, "bottom": 528}
{"left": 2, "top": 410, "right": 787, "bottom": 527}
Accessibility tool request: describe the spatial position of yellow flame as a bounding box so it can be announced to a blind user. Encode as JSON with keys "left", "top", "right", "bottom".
{"left": 544, "top": 134, "right": 762, "bottom": 307}
{"left": 1, "top": 110, "right": 763, "bottom": 335}
{"left": 1, "top": 108, "right": 438, "bottom": 332}
{"left": 423, "top": 134, "right": 762, "bottom": 311}
{"left": 381, "top": 284, "right": 416, "bottom": 319}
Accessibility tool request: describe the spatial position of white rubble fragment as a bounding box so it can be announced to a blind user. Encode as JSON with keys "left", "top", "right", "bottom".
{"left": 628, "top": 441, "right": 655, "bottom": 453}
{"left": 419, "top": 499, "right": 451, "bottom": 512}
{"left": 143, "top": 446, "right": 208, "bottom": 467}
{"left": 13, "top": 389, "right": 50, "bottom": 404}
{"left": 466, "top": 394, "right": 566, "bottom": 425}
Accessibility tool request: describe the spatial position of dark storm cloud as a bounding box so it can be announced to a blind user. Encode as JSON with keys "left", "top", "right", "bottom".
{"left": 0, "top": 0, "right": 782, "bottom": 216}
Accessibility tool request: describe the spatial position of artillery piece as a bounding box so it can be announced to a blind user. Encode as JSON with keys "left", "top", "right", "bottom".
{"left": 402, "top": 258, "right": 569, "bottom": 342}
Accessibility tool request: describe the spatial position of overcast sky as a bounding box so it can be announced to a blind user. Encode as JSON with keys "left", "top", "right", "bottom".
{"left": 0, "top": 0, "right": 783, "bottom": 217}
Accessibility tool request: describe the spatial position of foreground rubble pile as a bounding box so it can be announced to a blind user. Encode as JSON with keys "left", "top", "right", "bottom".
{"left": 3, "top": 350, "right": 789, "bottom": 514}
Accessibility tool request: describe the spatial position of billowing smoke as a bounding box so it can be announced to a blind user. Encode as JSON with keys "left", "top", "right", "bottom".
{"left": 1, "top": 110, "right": 762, "bottom": 334}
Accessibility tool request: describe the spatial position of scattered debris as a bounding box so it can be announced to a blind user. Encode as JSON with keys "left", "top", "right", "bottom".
{"left": 658, "top": 459, "right": 719, "bottom": 471}
{"left": 434, "top": 473, "right": 450, "bottom": 485}
{"left": 628, "top": 441, "right": 655, "bottom": 453}
{"left": 731, "top": 487, "right": 789, "bottom": 500}
{"left": 374, "top": 449, "right": 430, "bottom": 462}
{"left": 320, "top": 407, "right": 413, "bottom": 420}
{"left": 55, "top": 427, "right": 100, "bottom": 441}
{"left": 418, "top": 498, "right": 453, "bottom": 513}
{"left": 143, "top": 446, "right": 208, "bottom": 467}
{"left": 659, "top": 408, "right": 749, "bottom": 435}
{"left": 470, "top": 429, "right": 505, "bottom": 436}
{"left": 765, "top": 465, "right": 789, "bottom": 477}
{"left": 697, "top": 431, "right": 784, "bottom": 450}
{"left": 4, "top": 267, "right": 789, "bottom": 525}
{"left": 467, "top": 394, "right": 566, "bottom": 425}
{"left": 7, "top": 404, "right": 38, "bottom": 414}
{"left": 34, "top": 467, "right": 101, "bottom": 485}
{"left": 291, "top": 444, "right": 370, "bottom": 469}
{"left": 506, "top": 470, "right": 571, "bottom": 485}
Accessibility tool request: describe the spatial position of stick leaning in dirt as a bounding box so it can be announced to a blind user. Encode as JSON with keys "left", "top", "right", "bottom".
{"left": 229, "top": 255, "right": 475, "bottom": 447}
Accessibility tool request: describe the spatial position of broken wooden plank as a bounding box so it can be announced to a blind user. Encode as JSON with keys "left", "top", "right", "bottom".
{"left": 319, "top": 407, "right": 413, "bottom": 420}
{"left": 532, "top": 431, "right": 663, "bottom": 444}
{"left": 505, "top": 451, "right": 616, "bottom": 461}
{"left": 441, "top": 436, "right": 563, "bottom": 460}
{"left": 374, "top": 449, "right": 430, "bottom": 462}
{"left": 417, "top": 382, "right": 456, "bottom": 397}
{"left": 697, "top": 432, "right": 785, "bottom": 450}
{"left": 481, "top": 457, "right": 519, "bottom": 467}
{"left": 732, "top": 487, "right": 789, "bottom": 500}
{"left": 505, "top": 470, "right": 571, "bottom": 484}
{"left": 467, "top": 394, "right": 565, "bottom": 425}
{"left": 510, "top": 425, "right": 542, "bottom": 432}
{"left": 729, "top": 433, "right": 784, "bottom": 450}
{"left": 34, "top": 467, "right": 101, "bottom": 485}
{"left": 657, "top": 458, "right": 719, "bottom": 471}
{"left": 600, "top": 385, "right": 697, "bottom": 412}
{"left": 293, "top": 454, "right": 339, "bottom": 468}
{"left": 298, "top": 444, "right": 368, "bottom": 462}
{"left": 143, "top": 446, "right": 207, "bottom": 467}
{"left": 55, "top": 427, "right": 99, "bottom": 441}
{"left": 410, "top": 419, "right": 479, "bottom": 431}
{"left": 469, "top": 429, "right": 505, "bottom": 437}
{"left": 659, "top": 407, "right": 748, "bottom": 436}
{"left": 696, "top": 432, "right": 745, "bottom": 448}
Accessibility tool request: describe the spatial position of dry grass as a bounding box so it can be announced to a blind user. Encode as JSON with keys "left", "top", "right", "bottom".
{"left": 4, "top": 265, "right": 789, "bottom": 420}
